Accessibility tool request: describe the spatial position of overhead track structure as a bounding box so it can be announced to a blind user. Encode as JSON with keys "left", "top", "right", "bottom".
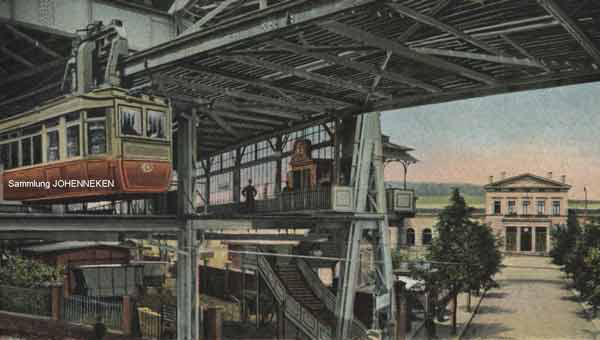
{"left": 0, "top": 22, "right": 71, "bottom": 116}
{"left": 118, "top": 0, "right": 600, "bottom": 158}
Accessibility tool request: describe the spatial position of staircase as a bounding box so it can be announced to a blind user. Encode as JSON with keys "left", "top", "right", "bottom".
{"left": 272, "top": 258, "right": 369, "bottom": 340}
{"left": 274, "top": 261, "right": 337, "bottom": 329}
{"left": 256, "top": 254, "right": 333, "bottom": 340}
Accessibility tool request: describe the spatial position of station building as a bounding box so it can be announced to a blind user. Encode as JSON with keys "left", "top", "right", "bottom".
{"left": 397, "top": 172, "right": 572, "bottom": 256}
{"left": 484, "top": 172, "right": 570, "bottom": 255}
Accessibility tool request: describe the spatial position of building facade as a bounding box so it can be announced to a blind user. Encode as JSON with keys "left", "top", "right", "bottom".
{"left": 484, "top": 173, "right": 570, "bottom": 255}
{"left": 397, "top": 209, "right": 486, "bottom": 248}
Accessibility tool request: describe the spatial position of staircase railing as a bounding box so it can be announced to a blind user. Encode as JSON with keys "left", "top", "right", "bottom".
{"left": 256, "top": 255, "right": 333, "bottom": 340}
{"left": 296, "top": 259, "right": 369, "bottom": 340}
{"left": 297, "top": 259, "right": 336, "bottom": 310}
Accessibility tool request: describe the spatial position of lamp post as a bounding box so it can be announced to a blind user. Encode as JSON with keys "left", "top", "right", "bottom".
{"left": 584, "top": 186, "right": 588, "bottom": 224}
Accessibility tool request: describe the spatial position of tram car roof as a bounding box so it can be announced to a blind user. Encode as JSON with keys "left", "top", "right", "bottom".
{"left": 0, "top": 87, "right": 168, "bottom": 126}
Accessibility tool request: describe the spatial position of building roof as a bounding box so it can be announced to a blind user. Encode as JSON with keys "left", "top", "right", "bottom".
{"left": 22, "top": 241, "right": 128, "bottom": 254}
{"left": 484, "top": 173, "right": 571, "bottom": 191}
{"left": 382, "top": 135, "right": 418, "bottom": 164}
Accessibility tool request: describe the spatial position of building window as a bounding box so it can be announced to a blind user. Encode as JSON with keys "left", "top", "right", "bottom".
{"left": 552, "top": 201, "right": 561, "bottom": 216}
{"left": 493, "top": 200, "right": 501, "bottom": 215}
{"left": 537, "top": 200, "right": 545, "bottom": 216}
{"left": 422, "top": 229, "right": 432, "bottom": 245}
{"left": 522, "top": 200, "right": 530, "bottom": 215}
{"left": 406, "top": 228, "right": 415, "bottom": 246}
{"left": 508, "top": 200, "right": 516, "bottom": 215}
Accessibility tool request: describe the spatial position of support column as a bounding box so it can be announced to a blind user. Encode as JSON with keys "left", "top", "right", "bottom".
{"left": 275, "top": 136, "right": 283, "bottom": 193}
{"left": 336, "top": 221, "right": 363, "bottom": 340}
{"left": 373, "top": 113, "right": 396, "bottom": 339}
{"left": 233, "top": 148, "right": 242, "bottom": 204}
{"left": 394, "top": 281, "right": 407, "bottom": 340}
{"left": 241, "top": 267, "right": 247, "bottom": 322}
{"left": 0, "top": 163, "right": 4, "bottom": 202}
{"left": 121, "top": 296, "right": 133, "bottom": 335}
{"left": 333, "top": 119, "right": 340, "bottom": 185}
{"left": 206, "top": 307, "right": 223, "bottom": 340}
{"left": 516, "top": 227, "right": 521, "bottom": 252}
{"left": 51, "top": 286, "right": 61, "bottom": 321}
{"left": 176, "top": 112, "right": 198, "bottom": 340}
{"left": 547, "top": 226, "right": 551, "bottom": 255}
{"left": 256, "top": 270, "right": 261, "bottom": 328}
{"left": 532, "top": 227, "right": 537, "bottom": 253}
{"left": 335, "top": 112, "right": 395, "bottom": 340}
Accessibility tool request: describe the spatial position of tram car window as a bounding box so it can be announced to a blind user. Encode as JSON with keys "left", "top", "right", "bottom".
{"left": 120, "top": 106, "right": 143, "bottom": 136}
{"left": 0, "top": 87, "right": 173, "bottom": 203}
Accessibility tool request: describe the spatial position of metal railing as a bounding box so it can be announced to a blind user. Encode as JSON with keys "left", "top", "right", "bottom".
{"left": 256, "top": 255, "right": 333, "bottom": 340}
{"left": 137, "top": 305, "right": 177, "bottom": 340}
{"left": 207, "top": 189, "right": 332, "bottom": 215}
{"left": 297, "top": 260, "right": 369, "bottom": 340}
{"left": 0, "top": 285, "right": 52, "bottom": 317}
{"left": 138, "top": 307, "right": 161, "bottom": 339}
{"left": 62, "top": 295, "right": 122, "bottom": 330}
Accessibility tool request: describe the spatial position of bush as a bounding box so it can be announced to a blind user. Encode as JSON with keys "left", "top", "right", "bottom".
{"left": 0, "top": 255, "right": 64, "bottom": 288}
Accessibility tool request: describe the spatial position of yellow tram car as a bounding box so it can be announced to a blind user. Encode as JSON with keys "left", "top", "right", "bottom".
{"left": 0, "top": 87, "right": 172, "bottom": 203}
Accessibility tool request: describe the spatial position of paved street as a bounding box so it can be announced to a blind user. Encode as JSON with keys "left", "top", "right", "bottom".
{"left": 463, "top": 256, "right": 599, "bottom": 340}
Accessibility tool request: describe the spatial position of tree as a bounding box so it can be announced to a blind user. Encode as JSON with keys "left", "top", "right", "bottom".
{"left": 463, "top": 222, "right": 503, "bottom": 310}
{"left": 563, "top": 219, "right": 600, "bottom": 316}
{"left": 550, "top": 210, "right": 581, "bottom": 266}
{"left": 0, "top": 255, "right": 64, "bottom": 288}
{"left": 414, "top": 189, "right": 502, "bottom": 336}
{"left": 582, "top": 247, "right": 600, "bottom": 316}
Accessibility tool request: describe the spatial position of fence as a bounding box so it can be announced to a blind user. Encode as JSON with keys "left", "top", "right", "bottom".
{"left": 208, "top": 189, "right": 332, "bottom": 215}
{"left": 138, "top": 305, "right": 176, "bottom": 340}
{"left": 138, "top": 308, "right": 161, "bottom": 339}
{"left": 0, "top": 285, "right": 52, "bottom": 317}
{"left": 62, "top": 295, "right": 123, "bottom": 330}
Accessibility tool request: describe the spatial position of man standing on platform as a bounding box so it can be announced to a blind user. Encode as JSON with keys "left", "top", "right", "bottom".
{"left": 242, "top": 179, "right": 257, "bottom": 213}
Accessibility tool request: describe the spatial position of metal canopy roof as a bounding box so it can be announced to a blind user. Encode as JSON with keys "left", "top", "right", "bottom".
{"left": 0, "top": 21, "right": 72, "bottom": 117}
{"left": 122, "top": 0, "right": 600, "bottom": 157}
{"left": 1, "top": 1, "right": 599, "bottom": 159}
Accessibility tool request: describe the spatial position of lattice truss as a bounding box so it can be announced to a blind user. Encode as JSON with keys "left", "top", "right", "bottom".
{"left": 0, "top": 23, "right": 71, "bottom": 116}
{"left": 3, "top": 1, "right": 600, "bottom": 159}
{"left": 126, "top": 0, "right": 600, "bottom": 158}
{"left": 169, "top": 0, "right": 288, "bottom": 33}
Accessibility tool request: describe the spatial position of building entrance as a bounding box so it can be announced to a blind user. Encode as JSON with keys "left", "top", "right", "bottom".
{"left": 506, "top": 227, "right": 517, "bottom": 251}
{"left": 521, "top": 227, "right": 532, "bottom": 252}
{"left": 535, "top": 227, "right": 547, "bottom": 252}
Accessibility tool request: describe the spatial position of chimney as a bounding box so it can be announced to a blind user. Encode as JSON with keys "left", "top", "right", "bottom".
{"left": 561, "top": 175, "right": 566, "bottom": 184}
{"left": 501, "top": 171, "right": 506, "bottom": 180}
{"left": 489, "top": 176, "right": 494, "bottom": 184}
{"left": 547, "top": 171, "right": 553, "bottom": 179}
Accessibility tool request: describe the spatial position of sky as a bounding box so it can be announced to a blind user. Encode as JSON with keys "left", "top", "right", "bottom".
{"left": 381, "top": 82, "right": 600, "bottom": 200}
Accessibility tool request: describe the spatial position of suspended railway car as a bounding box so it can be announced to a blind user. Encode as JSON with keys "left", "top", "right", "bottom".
{"left": 0, "top": 87, "right": 172, "bottom": 203}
